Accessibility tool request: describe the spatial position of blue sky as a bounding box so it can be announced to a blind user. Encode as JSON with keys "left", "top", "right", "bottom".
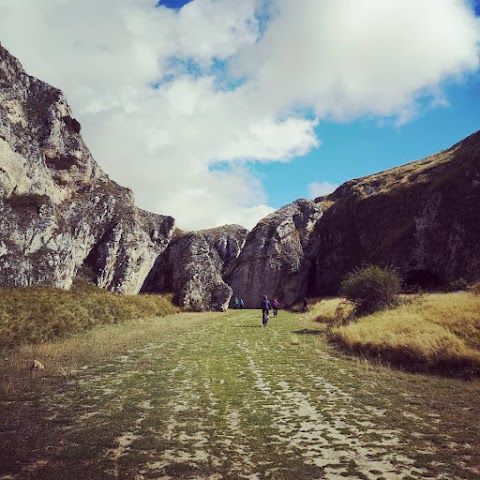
{"left": 258, "top": 75, "right": 480, "bottom": 206}
{"left": 252, "top": 1, "right": 480, "bottom": 207}
{"left": 157, "top": 0, "right": 480, "bottom": 210}
{"left": 158, "top": 0, "right": 193, "bottom": 9}
{"left": 2, "top": 0, "right": 479, "bottom": 230}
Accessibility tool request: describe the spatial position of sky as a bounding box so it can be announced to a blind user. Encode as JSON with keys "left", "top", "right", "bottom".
{"left": 0, "top": 0, "right": 479, "bottom": 230}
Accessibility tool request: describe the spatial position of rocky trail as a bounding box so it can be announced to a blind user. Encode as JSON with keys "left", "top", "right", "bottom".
{"left": 0, "top": 310, "right": 479, "bottom": 480}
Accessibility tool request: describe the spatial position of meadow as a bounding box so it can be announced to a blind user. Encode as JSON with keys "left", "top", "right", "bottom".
{"left": 314, "top": 291, "right": 480, "bottom": 378}
{"left": 0, "top": 303, "right": 479, "bottom": 479}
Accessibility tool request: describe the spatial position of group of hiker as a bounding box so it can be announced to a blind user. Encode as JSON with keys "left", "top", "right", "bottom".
{"left": 260, "top": 295, "right": 280, "bottom": 326}
{"left": 260, "top": 295, "right": 308, "bottom": 327}
{"left": 232, "top": 294, "right": 309, "bottom": 327}
{"left": 233, "top": 297, "right": 245, "bottom": 309}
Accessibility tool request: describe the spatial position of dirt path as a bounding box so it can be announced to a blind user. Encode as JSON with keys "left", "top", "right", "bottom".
{"left": 1, "top": 309, "right": 479, "bottom": 479}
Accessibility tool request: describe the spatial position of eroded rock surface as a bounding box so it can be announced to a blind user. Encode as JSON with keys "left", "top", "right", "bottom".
{"left": 225, "top": 200, "right": 324, "bottom": 308}
{"left": 0, "top": 43, "right": 175, "bottom": 292}
{"left": 142, "top": 225, "right": 248, "bottom": 311}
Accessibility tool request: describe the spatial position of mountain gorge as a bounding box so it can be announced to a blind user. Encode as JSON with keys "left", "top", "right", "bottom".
{"left": 1, "top": 43, "right": 479, "bottom": 310}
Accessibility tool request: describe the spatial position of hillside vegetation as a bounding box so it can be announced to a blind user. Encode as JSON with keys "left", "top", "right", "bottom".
{"left": 317, "top": 292, "right": 480, "bottom": 378}
{"left": 0, "top": 282, "right": 178, "bottom": 347}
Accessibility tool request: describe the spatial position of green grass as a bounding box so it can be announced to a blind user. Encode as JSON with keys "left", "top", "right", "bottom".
{"left": 0, "top": 307, "right": 479, "bottom": 479}
{"left": 0, "top": 282, "right": 178, "bottom": 347}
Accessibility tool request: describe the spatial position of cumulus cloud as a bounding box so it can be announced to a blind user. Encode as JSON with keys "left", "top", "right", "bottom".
{"left": 308, "top": 181, "right": 339, "bottom": 199}
{"left": 0, "top": 0, "right": 479, "bottom": 229}
{"left": 234, "top": 0, "right": 480, "bottom": 121}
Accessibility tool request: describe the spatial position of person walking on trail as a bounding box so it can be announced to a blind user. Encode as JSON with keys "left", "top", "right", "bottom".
{"left": 240, "top": 298, "right": 245, "bottom": 309}
{"left": 261, "top": 295, "right": 272, "bottom": 327}
{"left": 302, "top": 297, "right": 309, "bottom": 312}
{"left": 272, "top": 297, "right": 280, "bottom": 317}
{"left": 234, "top": 297, "right": 240, "bottom": 309}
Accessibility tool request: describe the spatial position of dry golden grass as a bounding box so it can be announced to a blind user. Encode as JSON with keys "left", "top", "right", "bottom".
{"left": 0, "top": 284, "right": 179, "bottom": 347}
{"left": 328, "top": 292, "right": 480, "bottom": 377}
{"left": 309, "top": 297, "right": 354, "bottom": 326}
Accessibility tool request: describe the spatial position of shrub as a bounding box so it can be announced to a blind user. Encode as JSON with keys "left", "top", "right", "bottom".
{"left": 340, "top": 265, "right": 402, "bottom": 316}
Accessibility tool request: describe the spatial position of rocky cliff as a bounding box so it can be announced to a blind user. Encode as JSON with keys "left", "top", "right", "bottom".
{"left": 0, "top": 43, "right": 250, "bottom": 308}
{"left": 142, "top": 225, "right": 248, "bottom": 311}
{"left": 309, "top": 130, "right": 480, "bottom": 294}
{"left": 0, "top": 43, "right": 175, "bottom": 293}
{"left": 1, "top": 42, "right": 479, "bottom": 309}
{"left": 225, "top": 200, "right": 324, "bottom": 308}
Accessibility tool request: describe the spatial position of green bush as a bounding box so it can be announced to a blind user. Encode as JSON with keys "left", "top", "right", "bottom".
{"left": 340, "top": 265, "right": 402, "bottom": 316}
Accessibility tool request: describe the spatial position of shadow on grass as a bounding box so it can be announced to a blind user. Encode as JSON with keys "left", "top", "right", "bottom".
{"left": 232, "top": 325, "right": 264, "bottom": 328}
{"left": 293, "top": 328, "right": 324, "bottom": 336}
{"left": 328, "top": 338, "right": 480, "bottom": 380}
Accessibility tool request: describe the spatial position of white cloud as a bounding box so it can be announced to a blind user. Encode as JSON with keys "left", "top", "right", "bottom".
{"left": 308, "top": 181, "right": 339, "bottom": 199}
{"left": 234, "top": 0, "right": 480, "bottom": 121}
{"left": 0, "top": 0, "right": 479, "bottom": 229}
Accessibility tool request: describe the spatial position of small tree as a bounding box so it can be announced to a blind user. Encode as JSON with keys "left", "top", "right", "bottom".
{"left": 340, "top": 265, "right": 402, "bottom": 316}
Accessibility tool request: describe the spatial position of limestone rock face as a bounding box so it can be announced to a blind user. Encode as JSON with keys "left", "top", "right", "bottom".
{"left": 225, "top": 199, "right": 324, "bottom": 308}
{"left": 309, "top": 130, "right": 480, "bottom": 294}
{"left": 0, "top": 43, "right": 175, "bottom": 292}
{"left": 0, "top": 44, "right": 103, "bottom": 201}
{"left": 142, "top": 225, "right": 248, "bottom": 311}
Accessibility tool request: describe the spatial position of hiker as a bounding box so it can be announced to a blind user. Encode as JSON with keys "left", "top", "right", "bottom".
{"left": 240, "top": 298, "right": 245, "bottom": 309}
{"left": 234, "top": 297, "right": 240, "bottom": 309}
{"left": 302, "top": 297, "right": 309, "bottom": 312}
{"left": 261, "top": 295, "right": 272, "bottom": 327}
{"left": 272, "top": 297, "right": 280, "bottom": 317}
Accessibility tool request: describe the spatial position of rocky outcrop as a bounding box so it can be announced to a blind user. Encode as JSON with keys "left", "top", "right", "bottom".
{"left": 0, "top": 43, "right": 175, "bottom": 293}
{"left": 309, "top": 130, "right": 480, "bottom": 294}
{"left": 142, "top": 225, "right": 248, "bottom": 311}
{"left": 225, "top": 199, "right": 324, "bottom": 308}
{"left": 0, "top": 43, "right": 103, "bottom": 202}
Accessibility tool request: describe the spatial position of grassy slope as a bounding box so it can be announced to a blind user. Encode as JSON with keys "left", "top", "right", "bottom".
{"left": 318, "top": 292, "right": 480, "bottom": 378}
{"left": 0, "top": 308, "right": 479, "bottom": 479}
{"left": 0, "top": 283, "right": 178, "bottom": 346}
